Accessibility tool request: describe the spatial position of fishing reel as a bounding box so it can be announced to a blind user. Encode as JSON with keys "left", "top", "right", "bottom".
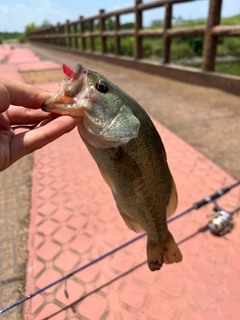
{"left": 207, "top": 202, "right": 233, "bottom": 236}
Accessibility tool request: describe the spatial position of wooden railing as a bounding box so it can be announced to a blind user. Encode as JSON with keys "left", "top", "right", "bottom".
{"left": 28, "top": 0, "right": 240, "bottom": 94}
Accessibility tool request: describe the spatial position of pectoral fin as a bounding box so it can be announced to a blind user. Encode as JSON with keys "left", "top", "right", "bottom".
{"left": 110, "top": 147, "right": 142, "bottom": 178}
{"left": 166, "top": 175, "right": 178, "bottom": 219}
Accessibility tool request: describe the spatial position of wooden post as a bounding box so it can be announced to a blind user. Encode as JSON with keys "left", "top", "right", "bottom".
{"left": 90, "top": 19, "right": 95, "bottom": 51}
{"left": 60, "top": 24, "right": 64, "bottom": 46}
{"left": 115, "top": 14, "right": 120, "bottom": 55}
{"left": 134, "top": 0, "right": 142, "bottom": 60}
{"left": 58, "top": 23, "right": 63, "bottom": 46}
{"left": 52, "top": 26, "right": 56, "bottom": 45}
{"left": 48, "top": 28, "right": 51, "bottom": 45}
{"left": 80, "top": 16, "right": 86, "bottom": 50}
{"left": 73, "top": 23, "right": 78, "bottom": 49}
{"left": 202, "top": 0, "right": 222, "bottom": 71}
{"left": 100, "top": 9, "right": 106, "bottom": 54}
{"left": 46, "top": 28, "right": 49, "bottom": 45}
{"left": 163, "top": 4, "right": 172, "bottom": 64}
{"left": 66, "top": 19, "right": 70, "bottom": 48}
{"left": 57, "top": 23, "right": 60, "bottom": 46}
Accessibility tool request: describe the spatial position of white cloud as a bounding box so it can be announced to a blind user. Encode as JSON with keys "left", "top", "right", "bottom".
{"left": 35, "top": 0, "right": 62, "bottom": 15}
{"left": 13, "top": 4, "right": 32, "bottom": 13}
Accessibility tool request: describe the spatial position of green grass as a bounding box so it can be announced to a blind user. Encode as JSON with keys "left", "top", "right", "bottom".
{"left": 218, "top": 37, "right": 240, "bottom": 56}
{"left": 221, "top": 14, "right": 240, "bottom": 25}
{"left": 215, "top": 61, "right": 240, "bottom": 75}
{"left": 120, "top": 37, "right": 134, "bottom": 56}
{"left": 172, "top": 14, "right": 240, "bottom": 28}
{"left": 148, "top": 14, "right": 240, "bottom": 29}
{"left": 173, "top": 19, "right": 206, "bottom": 28}
{"left": 2, "top": 38, "right": 19, "bottom": 44}
{"left": 182, "top": 60, "right": 240, "bottom": 76}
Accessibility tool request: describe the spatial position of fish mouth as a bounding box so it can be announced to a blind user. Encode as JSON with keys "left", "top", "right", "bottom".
{"left": 41, "top": 64, "right": 88, "bottom": 117}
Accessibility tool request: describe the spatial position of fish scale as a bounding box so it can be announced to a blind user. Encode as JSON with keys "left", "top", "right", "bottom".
{"left": 41, "top": 63, "right": 182, "bottom": 271}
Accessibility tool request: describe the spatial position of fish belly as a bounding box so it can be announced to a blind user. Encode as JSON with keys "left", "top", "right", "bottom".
{"left": 80, "top": 131, "right": 182, "bottom": 271}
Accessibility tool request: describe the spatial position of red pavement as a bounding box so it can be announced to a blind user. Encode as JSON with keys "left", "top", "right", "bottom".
{"left": 1, "top": 44, "right": 240, "bottom": 320}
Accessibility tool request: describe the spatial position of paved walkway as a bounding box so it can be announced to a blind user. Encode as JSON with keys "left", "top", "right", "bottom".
{"left": 0, "top": 44, "right": 240, "bottom": 320}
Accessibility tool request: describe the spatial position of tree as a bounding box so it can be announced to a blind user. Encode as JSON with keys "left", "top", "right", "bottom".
{"left": 40, "top": 20, "right": 52, "bottom": 28}
{"left": 18, "top": 20, "right": 51, "bottom": 43}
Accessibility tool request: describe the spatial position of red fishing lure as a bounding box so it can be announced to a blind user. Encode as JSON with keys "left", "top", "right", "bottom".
{"left": 62, "top": 64, "right": 74, "bottom": 78}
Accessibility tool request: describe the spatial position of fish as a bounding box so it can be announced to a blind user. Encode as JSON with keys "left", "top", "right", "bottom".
{"left": 41, "top": 63, "right": 182, "bottom": 271}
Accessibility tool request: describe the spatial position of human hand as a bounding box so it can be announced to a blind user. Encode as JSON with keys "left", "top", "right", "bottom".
{"left": 0, "top": 78, "right": 79, "bottom": 171}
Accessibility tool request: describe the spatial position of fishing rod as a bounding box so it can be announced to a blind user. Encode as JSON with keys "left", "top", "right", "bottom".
{"left": 0, "top": 180, "right": 239, "bottom": 315}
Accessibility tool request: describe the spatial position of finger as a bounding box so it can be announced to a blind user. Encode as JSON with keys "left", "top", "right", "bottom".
{"left": 9, "top": 116, "right": 80, "bottom": 165}
{"left": 12, "top": 112, "right": 63, "bottom": 134}
{"left": 0, "top": 78, "right": 52, "bottom": 113}
{"left": 7, "top": 106, "right": 49, "bottom": 124}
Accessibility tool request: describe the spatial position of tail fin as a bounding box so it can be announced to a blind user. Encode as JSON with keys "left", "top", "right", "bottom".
{"left": 162, "top": 232, "right": 182, "bottom": 264}
{"left": 147, "top": 232, "right": 182, "bottom": 271}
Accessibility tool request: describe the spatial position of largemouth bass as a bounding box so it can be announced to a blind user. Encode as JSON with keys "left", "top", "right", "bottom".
{"left": 42, "top": 64, "right": 182, "bottom": 271}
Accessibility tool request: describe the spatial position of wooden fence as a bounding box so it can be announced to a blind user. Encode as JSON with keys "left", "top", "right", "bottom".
{"left": 28, "top": 0, "right": 240, "bottom": 94}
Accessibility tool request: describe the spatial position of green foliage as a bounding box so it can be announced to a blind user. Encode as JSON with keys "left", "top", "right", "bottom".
{"left": 183, "top": 60, "right": 240, "bottom": 76}
{"left": 173, "top": 19, "right": 206, "bottom": 28}
{"left": 221, "top": 14, "right": 240, "bottom": 25}
{"left": 217, "top": 37, "right": 240, "bottom": 56}
{"left": 17, "top": 20, "right": 52, "bottom": 43}
{"left": 94, "top": 37, "right": 101, "bottom": 52}
{"left": 170, "top": 37, "right": 204, "bottom": 58}
{"left": 142, "top": 38, "right": 163, "bottom": 58}
{"left": 18, "top": 23, "right": 38, "bottom": 43}
{"left": 171, "top": 14, "right": 240, "bottom": 28}
{"left": 106, "top": 18, "right": 115, "bottom": 31}
{"left": 41, "top": 20, "right": 52, "bottom": 28}
{"left": 120, "top": 37, "right": 134, "bottom": 56}
{"left": 0, "top": 31, "right": 22, "bottom": 40}
{"left": 25, "top": 22, "right": 38, "bottom": 33}
{"left": 84, "top": 21, "right": 90, "bottom": 32}
{"left": 18, "top": 33, "right": 27, "bottom": 43}
{"left": 94, "top": 17, "right": 115, "bottom": 31}
{"left": 85, "top": 37, "right": 91, "bottom": 50}
{"left": 215, "top": 61, "right": 240, "bottom": 75}
{"left": 171, "top": 39, "right": 194, "bottom": 60}
{"left": 78, "top": 38, "right": 82, "bottom": 50}
{"left": 94, "top": 20, "right": 100, "bottom": 31}
{"left": 121, "top": 22, "right": 134, "bottom": 30}
{"left": 145, "top": 14, "right": 240, "bottom": 75}
{"left": 149, "top": 23, "right": 163, "bottom": 30}
{"left": 0, "top": 32, "right": 22, "bottom": 43}
{"left": 106, "top": 37, "right": 115, "bottom": 54}
{"left": 185, "top": 37, "right": 204, "bottom": 56}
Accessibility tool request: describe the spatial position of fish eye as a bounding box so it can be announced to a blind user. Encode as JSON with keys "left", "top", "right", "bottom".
{"left": 96, "top": 81, "right": 108, "bottom": 93}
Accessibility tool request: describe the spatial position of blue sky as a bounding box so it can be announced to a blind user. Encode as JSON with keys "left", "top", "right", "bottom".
{"left": 0, "top": 0, "right": 239, "bottom": 32}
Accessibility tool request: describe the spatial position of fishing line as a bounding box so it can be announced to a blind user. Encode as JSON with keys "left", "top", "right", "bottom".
{"left": 43, "top": 226, "right": 209, "bottom": 319}
{"left": 43, "top": 261, "right": 148, "bottom": 319}
{"left": 0, "top": 180, "right": 239, "bottom": 315}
